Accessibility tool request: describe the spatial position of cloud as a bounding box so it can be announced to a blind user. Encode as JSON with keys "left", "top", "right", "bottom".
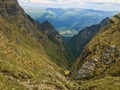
{"left": 18, "top": 0, "right": 120, "bottom": 11}
{"left": 28, "top": 0, "right": 120, "bottom": 4}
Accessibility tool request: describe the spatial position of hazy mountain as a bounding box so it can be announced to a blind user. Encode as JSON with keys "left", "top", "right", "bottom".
{"left": 23, "top": 7, "right": 118, "bottom": 36}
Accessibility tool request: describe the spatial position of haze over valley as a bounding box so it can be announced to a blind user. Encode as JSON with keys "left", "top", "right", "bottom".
{"left": 20, "top": 6, "right": 118, "bottom": 37}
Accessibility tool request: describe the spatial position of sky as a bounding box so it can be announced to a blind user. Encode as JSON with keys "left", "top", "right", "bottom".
{"left": 18, "top": 0, "right": 120, "bottom": 11}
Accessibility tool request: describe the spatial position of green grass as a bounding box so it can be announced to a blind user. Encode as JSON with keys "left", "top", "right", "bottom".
{"left": 78, "top": 76, "right": 120, "bottom": 90}
{"left": 0, "top": 12, "right": 78, "bottom": 89}
{"left": 72, "top": 14, "right": 120, "bottom": 79}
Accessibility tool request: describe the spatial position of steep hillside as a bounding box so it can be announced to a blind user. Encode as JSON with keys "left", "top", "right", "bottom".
{"left": 0, "top": 0, "right": 77, "bottom": 89}
{"left": 71, "top": 13, "right": 120, "bottom": 80}
{"left": 39, "top": 21, "right": 71, "bottom": 68}
{"left": 69, "top": 18, "right": 108, "bottom": 59}
{"left": 1, "top": 0, "right": 71, "bottom": 69}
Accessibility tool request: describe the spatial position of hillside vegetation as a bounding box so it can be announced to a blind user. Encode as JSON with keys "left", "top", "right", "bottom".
{"left": 69, "top": 13, "right": 120, "bottom": 90}
{"left": 69, "top": 18, "right": 108, "bottom": 59}
{"left": 71, "top": 13, "right": 120, "bottom": 80}
{"left": 0, "top": 0, "right": 120, "bottom": 90}
{"left": 0, "top": 0, "right": 77, "bottom": 89}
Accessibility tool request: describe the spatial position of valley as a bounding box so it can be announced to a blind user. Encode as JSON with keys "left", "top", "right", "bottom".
{"left": 0, "top": 0, "right": 120, "bottom": 90}
{"left": 22, "top": 6, "right": 117, "bottom": 37}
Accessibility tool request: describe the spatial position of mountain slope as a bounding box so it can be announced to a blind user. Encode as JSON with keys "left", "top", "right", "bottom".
{"left": 69, "top": 18, "right": 108, "bottom": 59}
{"left": 0, "top": 0, "right": 77, "bottom": 89}
{"left": 70, "top": 13, "right": 120, "bottom": 80}
{"left": 0, "top": 0, "right": 69, "bottom": 69}
{"left": 39, "top": 21, "right": 71, "bottom": 68}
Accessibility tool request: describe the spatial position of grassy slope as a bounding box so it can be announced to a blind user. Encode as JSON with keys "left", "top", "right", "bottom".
{"left": 0, "top": 0, "right": 77, "bottom": 89}
{"left": 0, "top": 17, "right": 79, "bottom": 90}
{"left": 77, "top": 76, "right": 120, "bottom": 90}
{"left": 82, "top": 14, "right": 120, "bottom": 77}
{"left": 70, "top": 14, "right": 120, "bottom": 89}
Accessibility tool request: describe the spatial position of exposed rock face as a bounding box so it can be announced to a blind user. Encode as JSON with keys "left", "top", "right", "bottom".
{"left": 0, "top": 0, "right": 22, "bottom": 16}
{"left": 40, "top": 21, "right": 63, "bottom": 45}
{"left": 71, "top": 14, "right": 120, "bottom": 79}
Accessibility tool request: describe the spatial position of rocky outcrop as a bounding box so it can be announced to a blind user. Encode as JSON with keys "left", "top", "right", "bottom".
{"left": 71, "top": 14, "right": 120, "bottom": 79}
{"left": 0, "top": 0, "right": 23, "bottom": 16}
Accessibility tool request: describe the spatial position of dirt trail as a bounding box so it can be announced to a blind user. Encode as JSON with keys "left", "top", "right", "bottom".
{"left": 19, "top": 79, "right": 63, "bottom": 90}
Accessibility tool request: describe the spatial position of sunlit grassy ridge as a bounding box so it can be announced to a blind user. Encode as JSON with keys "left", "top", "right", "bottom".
{"left": 70, "top": 13, "right": 120, "bottom": 88}
{"left": 78, "top": 76, "right": 120, "bottom": 90}
{"left": 0, "top": 12, "right": 78, "bottom": 90}
{"left": 0, "top": 0, "right": 78, "bottom": 89}
{"left": 69, "top": 13, "right": 120, "bottom": 90}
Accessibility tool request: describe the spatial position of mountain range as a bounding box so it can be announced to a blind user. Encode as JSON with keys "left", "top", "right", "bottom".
{"left": 22, "top": 6, "right": 118, "bottom": 36}
{"left": 0, "top": 0, "right": 120, "bottom": 90}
